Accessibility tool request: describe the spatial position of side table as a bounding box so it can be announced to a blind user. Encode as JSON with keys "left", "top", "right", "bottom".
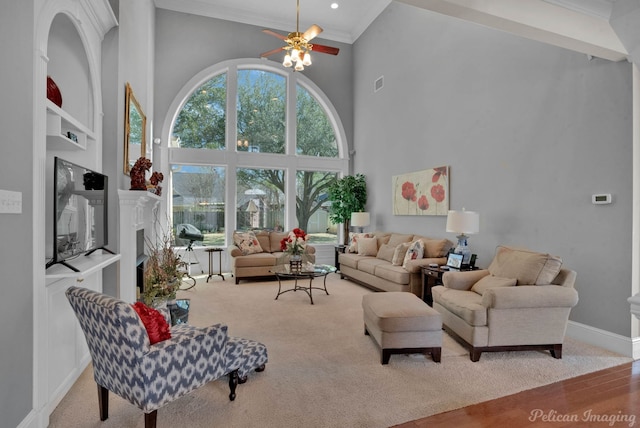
{"left": 205, "top": 247, "right": 225, "bottom": 282}
{"left": 335, "top": 244, "right": 346, "bottom": 271}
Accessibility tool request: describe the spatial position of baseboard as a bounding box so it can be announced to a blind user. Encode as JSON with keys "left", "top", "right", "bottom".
{"left": 16, "top": 409, "right": 42, "bottom": 428}
{"left": 566, "top": 320, "right": 636, "bottom": 359}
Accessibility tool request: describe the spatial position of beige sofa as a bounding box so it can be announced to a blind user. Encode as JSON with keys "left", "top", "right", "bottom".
{"left": 339, "top": 232, "right": 452, "bottom": 298}
{"left": 229, "top": 230, "right": 316, "bottom": 284}
{"left": 432, "top": 245, "right": 578, "bottom": 361}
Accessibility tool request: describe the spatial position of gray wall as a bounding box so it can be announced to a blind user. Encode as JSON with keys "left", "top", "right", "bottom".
{"left": 354, "top": 3, "right": 633, "bottom": 336}
{"left": 153, "top": 9, "right": 354, "bottom": 155}
{"left": 0, "top": 1, "right": 34, "bottom": 425}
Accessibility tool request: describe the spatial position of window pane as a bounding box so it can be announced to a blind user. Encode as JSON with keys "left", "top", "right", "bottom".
{"left": 172, "top": 74, "right": 227, "bottom": 149}
{"left": 237, "top": 69, "right": 286, "bottom": 154}
{"left": 172, "top": 165, "right": 226, "bottom": 246}
{"left": 296, "top": 170, "right": 338, "bottom": 244}
{"left": 236, "top": 167, "right": 285, "bottom": 230}
{"left": 296, "top": 85, "right": 338, "bottom": 157}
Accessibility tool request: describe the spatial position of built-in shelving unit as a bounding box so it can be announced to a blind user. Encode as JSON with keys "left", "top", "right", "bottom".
{"left": 45, "top": 252, "right": 120, "bottom": 283}
{"left": 45, "top": 100, "right": 96, "bottom": 150}
{"left": 37, "top": 0, "right": 119, "bottom": 421}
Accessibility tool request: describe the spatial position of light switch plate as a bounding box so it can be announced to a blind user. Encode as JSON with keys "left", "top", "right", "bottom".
{"left": 0, "top": 189, "right": 22, "bottom": 213}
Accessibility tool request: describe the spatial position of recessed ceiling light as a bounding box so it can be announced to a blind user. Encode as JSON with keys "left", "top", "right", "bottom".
{"left": 331, "top": 3, "right": 339, "bottom": 9}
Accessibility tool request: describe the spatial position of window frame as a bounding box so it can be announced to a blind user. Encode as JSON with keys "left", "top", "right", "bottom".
{"left": 161, "top": 59, "right": 349, "bottom": 247}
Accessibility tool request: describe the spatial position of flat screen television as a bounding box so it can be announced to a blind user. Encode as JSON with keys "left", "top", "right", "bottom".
{"left": 46, "top": 157, "right": 112, "bottom": 272}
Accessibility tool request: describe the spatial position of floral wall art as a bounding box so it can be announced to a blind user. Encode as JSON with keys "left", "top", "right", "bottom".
{"left": 392, "top": 166, "right": 449, "bottom": 216}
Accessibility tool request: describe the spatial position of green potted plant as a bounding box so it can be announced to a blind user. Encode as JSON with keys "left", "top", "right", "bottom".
{"left": 327, "top": 174, "right": 367, "bottom": 245}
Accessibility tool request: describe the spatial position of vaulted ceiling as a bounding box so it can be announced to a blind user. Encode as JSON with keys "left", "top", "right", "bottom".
{"left": 154, "top": 0, "right": 638, "bottom": 63}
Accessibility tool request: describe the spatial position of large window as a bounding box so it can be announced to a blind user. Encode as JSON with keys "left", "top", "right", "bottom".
{"left": 168, "top": 60, "right": 347, "bottom": 247}
{"left": 172, "top": 165, "right": 225, "bottom": 246}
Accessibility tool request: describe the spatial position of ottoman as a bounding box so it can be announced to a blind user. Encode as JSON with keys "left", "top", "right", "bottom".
{"left": 362, "top": 292, "right": 442, "bottom": 364}
{"left": 225, "top": 337, "right": 268, "bottom": 383}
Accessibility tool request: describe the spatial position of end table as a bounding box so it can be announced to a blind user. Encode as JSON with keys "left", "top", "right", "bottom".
{"left": 422, "top": 266, "right": 478, "bottom": 306}
{"left": 205, "top": 247, "right": 225, "bottom": 282}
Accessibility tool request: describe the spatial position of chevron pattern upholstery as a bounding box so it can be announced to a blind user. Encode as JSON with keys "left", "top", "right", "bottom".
{"left": 65, "top": 286, "right": 268, "bottom": 428}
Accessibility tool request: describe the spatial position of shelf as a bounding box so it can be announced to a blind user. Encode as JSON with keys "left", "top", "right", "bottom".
{"left": 46, "top": 100, "right": 96, "bottom": 151}
{"left": 45, "top": 251, "right": 120, "bottom": 284}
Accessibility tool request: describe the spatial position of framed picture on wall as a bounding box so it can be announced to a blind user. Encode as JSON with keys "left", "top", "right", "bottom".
{"left": 392, "top": 166, "right": 449, "bottom": 216}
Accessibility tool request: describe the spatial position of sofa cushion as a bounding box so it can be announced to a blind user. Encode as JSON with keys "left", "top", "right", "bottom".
{"left": 392, "top": 242, "right": 410, "bottom": 266}
{"left": 387, "top": 233, "right": 414, "bottom": 247}
{"left": 358, "top": 237, "right": 378, "bottom": 256}
{"left": 471, "top": 275, "right": 516, "bottom": 295}
{"left": 375, "top": 263, "right": 411, "bottom": 285}
{"left": 348, "top": 233, "right": 372, "bottom": 253}
{"left": 358, "top": 258, "right": 389, "bottom": 275}
{"left": 422, "top": 238, "right": 452, "bottom": 258}
{"left": 402, "top": 239, "right": 424, "bottom": 269}
{"left": 371, "top": 232, "right": 391, "bottom": 249}
{"left": 339, "top": 252, "right": 363, "bottom": 270}
{"left": 233, "top": 252, "right": 278, "bottom": 267}
{"left": 269, "top": 231, "right": 289, "bottom": 254}
{"left": 233, "top": 231, "right": 264, "bottom": 255}
{"left": 376, "top": 244, "right": 396, "bottom": 262}
{"left": 249, "top": 230, "right": 270, "bottom": 253}
{"left": 434, "top": 288, "right": 487, "bottom": 326}
{"left": 487, "top": 246, "right": 548, "bottom": 285}
{"left": 536, "top": 254, "right": 563, "bottom": 285}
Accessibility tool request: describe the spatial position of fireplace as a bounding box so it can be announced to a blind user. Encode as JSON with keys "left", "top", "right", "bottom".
{"left": 118, "top": 190, "right": 161, "bottom": 303}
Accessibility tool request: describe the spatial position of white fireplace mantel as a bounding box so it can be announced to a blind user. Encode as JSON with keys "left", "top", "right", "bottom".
{"left": 118, "top": 189, "right": 161, "bottom": 302}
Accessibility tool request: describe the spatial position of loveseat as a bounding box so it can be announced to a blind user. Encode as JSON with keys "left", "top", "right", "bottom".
{"left": 432, "top": 245, "right": 578, "bottom": 361}
{"left": 339, "top": 232, "right": 453, "bottom": 297}
{"left": 229, "top": 230, "right": 316, "bottom": 284}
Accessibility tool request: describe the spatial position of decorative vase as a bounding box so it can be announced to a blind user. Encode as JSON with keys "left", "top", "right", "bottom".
{"left": 47, "top": 76, "right": 62, "bottom": 107}
{"left": 290, "top": 254, "right": 302, "bottom": 273}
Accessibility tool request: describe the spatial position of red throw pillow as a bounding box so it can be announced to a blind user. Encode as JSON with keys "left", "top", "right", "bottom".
{"left": 132, "top": 302, "right": 171, "bottom": 345}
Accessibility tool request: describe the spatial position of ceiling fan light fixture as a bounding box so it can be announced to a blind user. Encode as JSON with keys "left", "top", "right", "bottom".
{"left": 283, "top": 54, "right": 293, "bottom": 67}
{"left": 294, "top": 61, "right": 304, "bottom": 71}
{"left": 302, "top": 51, "right": 312, "bottom": 66}
{"left": 291, "top": 47, "right": 300, "bottom": 61}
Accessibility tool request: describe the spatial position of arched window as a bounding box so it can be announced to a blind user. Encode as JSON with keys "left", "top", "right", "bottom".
{"left": 165, "top": 59, "right": 348, "bottom": 247}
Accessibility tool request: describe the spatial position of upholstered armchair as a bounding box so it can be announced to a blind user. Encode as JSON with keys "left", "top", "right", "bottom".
{"left": 432, "top": 246, "right": 578, "bottom": 361}
{"left": 65, "top": 286, "right": 268, "bottom": 428}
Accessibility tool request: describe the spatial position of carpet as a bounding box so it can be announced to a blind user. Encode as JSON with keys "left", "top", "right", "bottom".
{"left": 49, "top": 274, "right": 631, "bottom": 428}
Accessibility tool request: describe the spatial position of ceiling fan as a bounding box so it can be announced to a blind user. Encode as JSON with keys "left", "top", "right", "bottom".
{"left": 260, "top": 0, "right": 339, "bottom": 71}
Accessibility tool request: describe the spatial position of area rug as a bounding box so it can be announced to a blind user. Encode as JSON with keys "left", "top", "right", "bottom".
{"left": 49, "top": 274, "right": 631, "bottom": 428}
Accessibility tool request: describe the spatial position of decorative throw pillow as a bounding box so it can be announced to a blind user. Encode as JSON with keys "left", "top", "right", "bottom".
{"left": 233, "top": 231, "right": 263, "bottom": 255}
{"left": 358, "top": 237, "right": 378, "bottom": 256}
{"left": 535, "top": 254, "right": 563, "bottom": 285}
{"left": 348, "top": 233, "right": 371, "bottom": 253}
{"left": 471, "top": 275, "right": 517, "bottom": 295}
{"left": 132, "top": 302, "right": 172, "bottom": 345}
{"left": 392, "top": 242, "right": 411, "bottom": 266}
{"left": 376, "top": 244, "right": 396, "bottom": 262}
{"left": 402, "top": 239, "right": 425, "bottom": 269}
{"left": 422, "top": 238, "right": 452, "bottom": 258}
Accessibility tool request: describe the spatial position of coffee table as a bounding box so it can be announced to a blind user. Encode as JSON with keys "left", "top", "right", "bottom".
{"left": 272, "top": 264, "right": 337, "bottom": 305}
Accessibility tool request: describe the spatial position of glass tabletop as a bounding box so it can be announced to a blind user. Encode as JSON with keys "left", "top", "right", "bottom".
{"left": 272, "top": 264, "right": 336, "bottom": 277}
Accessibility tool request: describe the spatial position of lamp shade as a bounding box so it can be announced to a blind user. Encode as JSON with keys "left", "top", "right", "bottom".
{"left": 446, "top": 210, "right": 479, "bottom": 234}
{"left": 351, "top": 212, "right": 370, "bottom": 227}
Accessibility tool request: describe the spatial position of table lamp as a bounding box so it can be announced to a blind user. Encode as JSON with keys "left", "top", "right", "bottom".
{"left": 351, "top": 212, "right": 370, "bottom": 233}
{"left": 446, "top": 209, "right": 479, "bottom": 265}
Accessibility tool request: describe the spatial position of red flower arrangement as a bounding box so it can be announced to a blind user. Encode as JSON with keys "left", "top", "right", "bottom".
{"left": 280, "top": 228, "right": 308, "bottom": 255}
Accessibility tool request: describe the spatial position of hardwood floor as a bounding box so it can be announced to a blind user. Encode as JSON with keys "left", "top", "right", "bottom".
{"left": 394, "top": 360, "right": 640, "bottom": 427}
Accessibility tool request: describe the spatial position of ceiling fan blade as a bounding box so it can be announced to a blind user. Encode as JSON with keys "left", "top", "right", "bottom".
{"left": 262, "top": 29, "right": 287, "bottom": 41}
{"left": 302, "top": 24, "right": 323, "bottom": 41}
{"left": 311, "top": 44, "right": 339, "bottom": 56}
{"left": 260, "top": 47, "right": 285, "bottom": 58}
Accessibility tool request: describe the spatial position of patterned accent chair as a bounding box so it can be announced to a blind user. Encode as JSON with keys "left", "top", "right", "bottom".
{"left": 66, "top": 286, "right": 268, "bottom": 428}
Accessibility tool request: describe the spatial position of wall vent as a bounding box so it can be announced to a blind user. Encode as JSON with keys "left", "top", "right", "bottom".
{"left": 374, "top": 76, "right": 384, "bottom": 92}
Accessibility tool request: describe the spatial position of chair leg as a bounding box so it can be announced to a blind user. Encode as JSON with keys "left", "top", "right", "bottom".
{"left": 551, "top": 344, "right": 563, "bottom": 359}
{"left": 97, "top": 384, "right": 108, "bottom": 421}
{"left": 144, "top": 410, "right": 157, "bottom": 428}
{"left": 228, "top": 369, "right": 238, "bottom": 401}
